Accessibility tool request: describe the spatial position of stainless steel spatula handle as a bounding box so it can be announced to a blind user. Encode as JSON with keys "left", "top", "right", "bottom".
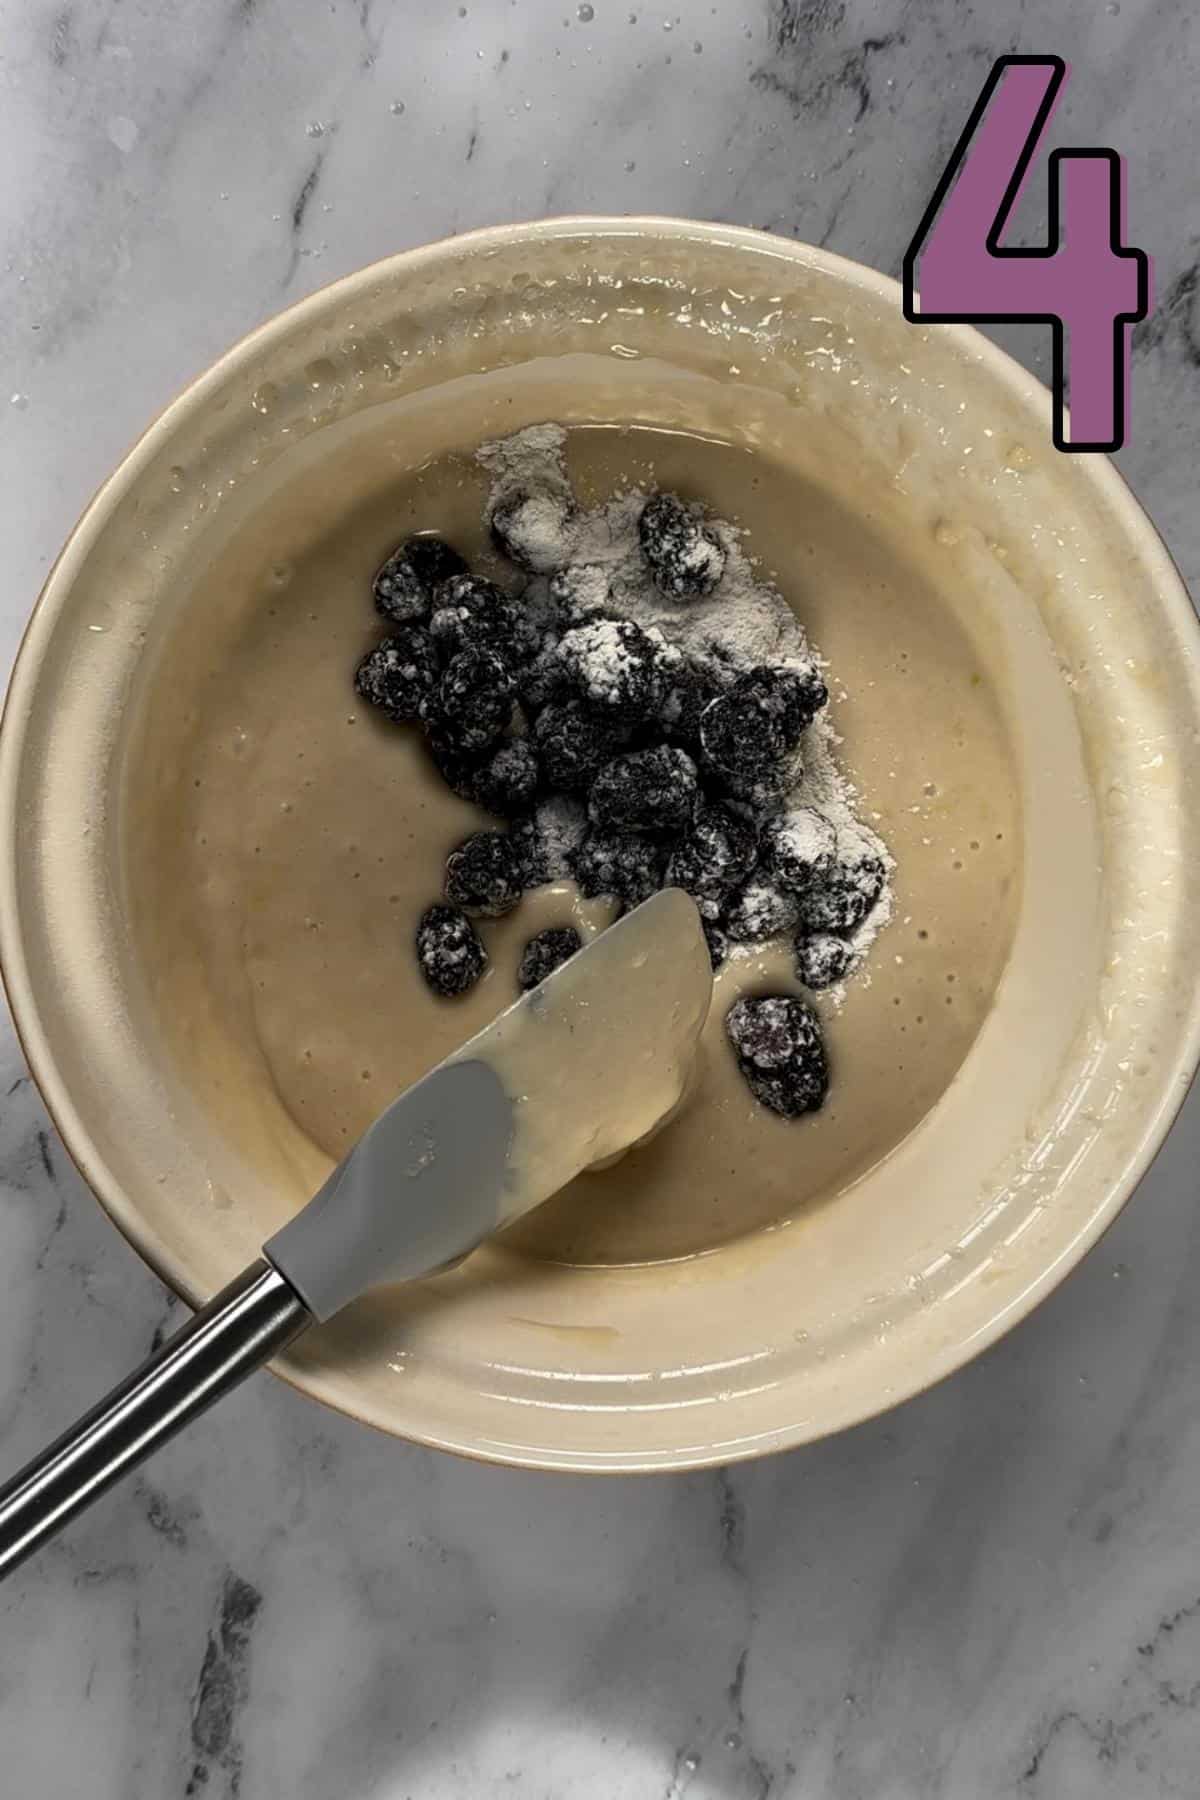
{"left": 0, "top": 1058, "right": 513, "bottom": 1583}
{"left": 0, "top": 1260, "right": 310, "bottom": 1581}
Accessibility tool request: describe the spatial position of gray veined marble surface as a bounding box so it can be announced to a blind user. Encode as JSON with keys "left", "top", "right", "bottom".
{"left": 1, "top": 0, "right": 1199, "bottom": 1794}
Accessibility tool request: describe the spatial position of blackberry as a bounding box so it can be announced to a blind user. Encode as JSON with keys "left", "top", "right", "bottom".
{"left": 725, "top": 993, "right": 829, "bottom": 1118}
{"left": 703, "top": 918, "right": 730, "bottom": 971}
{"left": 354, "top": 628, "right": 440, "bottom": 723}
{"left": 638, "top": 493, "right": 726, "bottom": 600}
{"left": 588, "top": 746, "right": 699, "bottom": 837}
{"left": 468, "top": 738, "right": 540, "bottom": 817}
{"left": 556, "top": 617, "right": 673, "bottom": 723}
{"left": 518, "top": 926, "right": 582, "bottom": 991}
{"left": 533, "top": 699, "right": 626, "bottom": 792}
{"left": 696, "top": 659, "right": 831, "bottom": 804}
{"left": 567, "top": 829, "right": 668, "bottom": 909}
{"left": 490, "top": 488, "right": 575, "bottom": 573}
{"left": 428, "top": 645, "right": 516, "bottom": 754}
{"left": 724, "top": 878, "right": 801, "bottom": 945}
{"left": 416, "top": 903, "right": 488, "bottom": 998}
{"left": 795, "top": 932, "right": 855, "bottom": 990}
{"left": 735, "top": 664, "right": 828, "bottom": 746}
{"left": 444, "top": 830, "right": 526, "bottom": 917}
{"left": 796, "top": 833, "right": 887, "bottom": 936}
{"left": 698, "top": 686, "right": 801, "bottom": 807}
{"left": 373, "top": 534, "right": 467, "bottom": 625}
{"left": 429, "top": 574, "right": 530, "bottom": 664}
{"left": 760, "top": 807, "right": 837, "bottom": 895}
{"left": 666, "top": 802, "right": 759, "bottom": 916}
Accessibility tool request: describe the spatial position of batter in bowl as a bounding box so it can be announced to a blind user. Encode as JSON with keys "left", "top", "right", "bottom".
{"left": 124, "top": 413, "right": 1021, "bottom": 1265}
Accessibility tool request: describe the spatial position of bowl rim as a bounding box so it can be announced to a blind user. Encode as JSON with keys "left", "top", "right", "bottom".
{"left": 4, "top": 213, "right": 1200, "bottom": 1472}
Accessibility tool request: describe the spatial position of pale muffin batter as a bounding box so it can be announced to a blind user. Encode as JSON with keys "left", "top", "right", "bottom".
{"left": 125, "top": 423, "right": 1021, "bottom": 1264}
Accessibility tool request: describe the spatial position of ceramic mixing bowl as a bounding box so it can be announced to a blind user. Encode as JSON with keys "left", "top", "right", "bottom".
{"left": 3, "top": 218, "right": 1198, "bottom": 1471}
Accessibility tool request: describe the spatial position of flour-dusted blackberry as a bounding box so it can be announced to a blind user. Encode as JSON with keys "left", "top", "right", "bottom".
{"left": 735, "top": 664, "right": 828, "bottom": 745}
{"left": 725, "top": 994, "right": 829, "bottom": 1118}
{"left": 427, "top": 645, "right": 516, "bottom": 754}
{"left": 666, "top": 801, "right": 759, "bottom": 917}
{"left": 556, "top": 617, "right": 674, "bottom": 723}
{"left": 568, "top": 829, "right": 668, "bottom": 909}
{"left": 518, "top": 926, "right": 582, "bottom": 991}
{"left": 795, "top": 932, "right": 855, "bottom": 990}
{"left": 374, "top": 534, "right": 467, "bottom": 625}
{"left": 429, "top": 573, "right": 530, "bottom": 665}
{"left": 698, "top": 683, "right": 801, "bottom": 808}
{"left": 760, "top": 807, "right": 837, "bottom": 896}
{"left": 724, "top": 878, "right": 801, "bottom": 945}
{"left": 490, "top": 488, "right": 576, "bottom": 573}
{"left": 416, "top": 903, "right": 488, "bottom": 998}
{"left": 796, "top": 831, "right": 888, "bottom": 936}
{"left": 588, "top": 746, "right": 699, "bottom": 837}
{"left": 533, "top": 698, "right": 626, "bottom": 792}
{"left": 468, "top": 738, "right": 540, "bottom": 817}
{"left": 638, "top": 493, "right": 726, "bottom": 601}
{"left": 697, "top": 657, "right": 833, "bottom": 804}
{"left": 355, "top": 628, "right": 440, "bottom": 723}
{"left": 444, "top": 830, "right": 526, "bottom": 917}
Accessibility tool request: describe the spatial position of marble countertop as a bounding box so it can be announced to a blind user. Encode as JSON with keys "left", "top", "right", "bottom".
{"left": 3, "top": 0, "right": 1200, "bottom": 1794}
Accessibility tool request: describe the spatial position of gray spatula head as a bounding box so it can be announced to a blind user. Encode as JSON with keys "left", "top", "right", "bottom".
{"left": 265, "top": 889, "right": 711, "bottom": 1321}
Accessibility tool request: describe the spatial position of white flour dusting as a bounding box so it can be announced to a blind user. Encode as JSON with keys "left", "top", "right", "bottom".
{"left": 477, "top": 423, "right": 894, "bottom": 984}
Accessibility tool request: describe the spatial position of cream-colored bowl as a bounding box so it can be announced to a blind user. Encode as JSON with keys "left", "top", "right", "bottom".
{"left": 3, "top": 219, "right": 1199, "bottom": 1472}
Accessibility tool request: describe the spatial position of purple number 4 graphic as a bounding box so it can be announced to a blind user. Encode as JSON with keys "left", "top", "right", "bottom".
{"left": 904, "top": 56, "right": 1150, "bottom": 453}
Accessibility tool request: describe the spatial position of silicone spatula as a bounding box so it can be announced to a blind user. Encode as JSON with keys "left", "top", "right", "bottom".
{"left": 0, "top": 889, "right": 711, "bottom": 1579}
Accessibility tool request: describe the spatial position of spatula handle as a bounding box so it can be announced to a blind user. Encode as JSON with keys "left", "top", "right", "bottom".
{"left": 0, "top": 1260, "right": 309, "bottom": 1581}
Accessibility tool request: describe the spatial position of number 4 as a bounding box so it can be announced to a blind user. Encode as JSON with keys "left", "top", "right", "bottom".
{"left": 904, "top": 55, "right": 1150, "bottom": 453}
